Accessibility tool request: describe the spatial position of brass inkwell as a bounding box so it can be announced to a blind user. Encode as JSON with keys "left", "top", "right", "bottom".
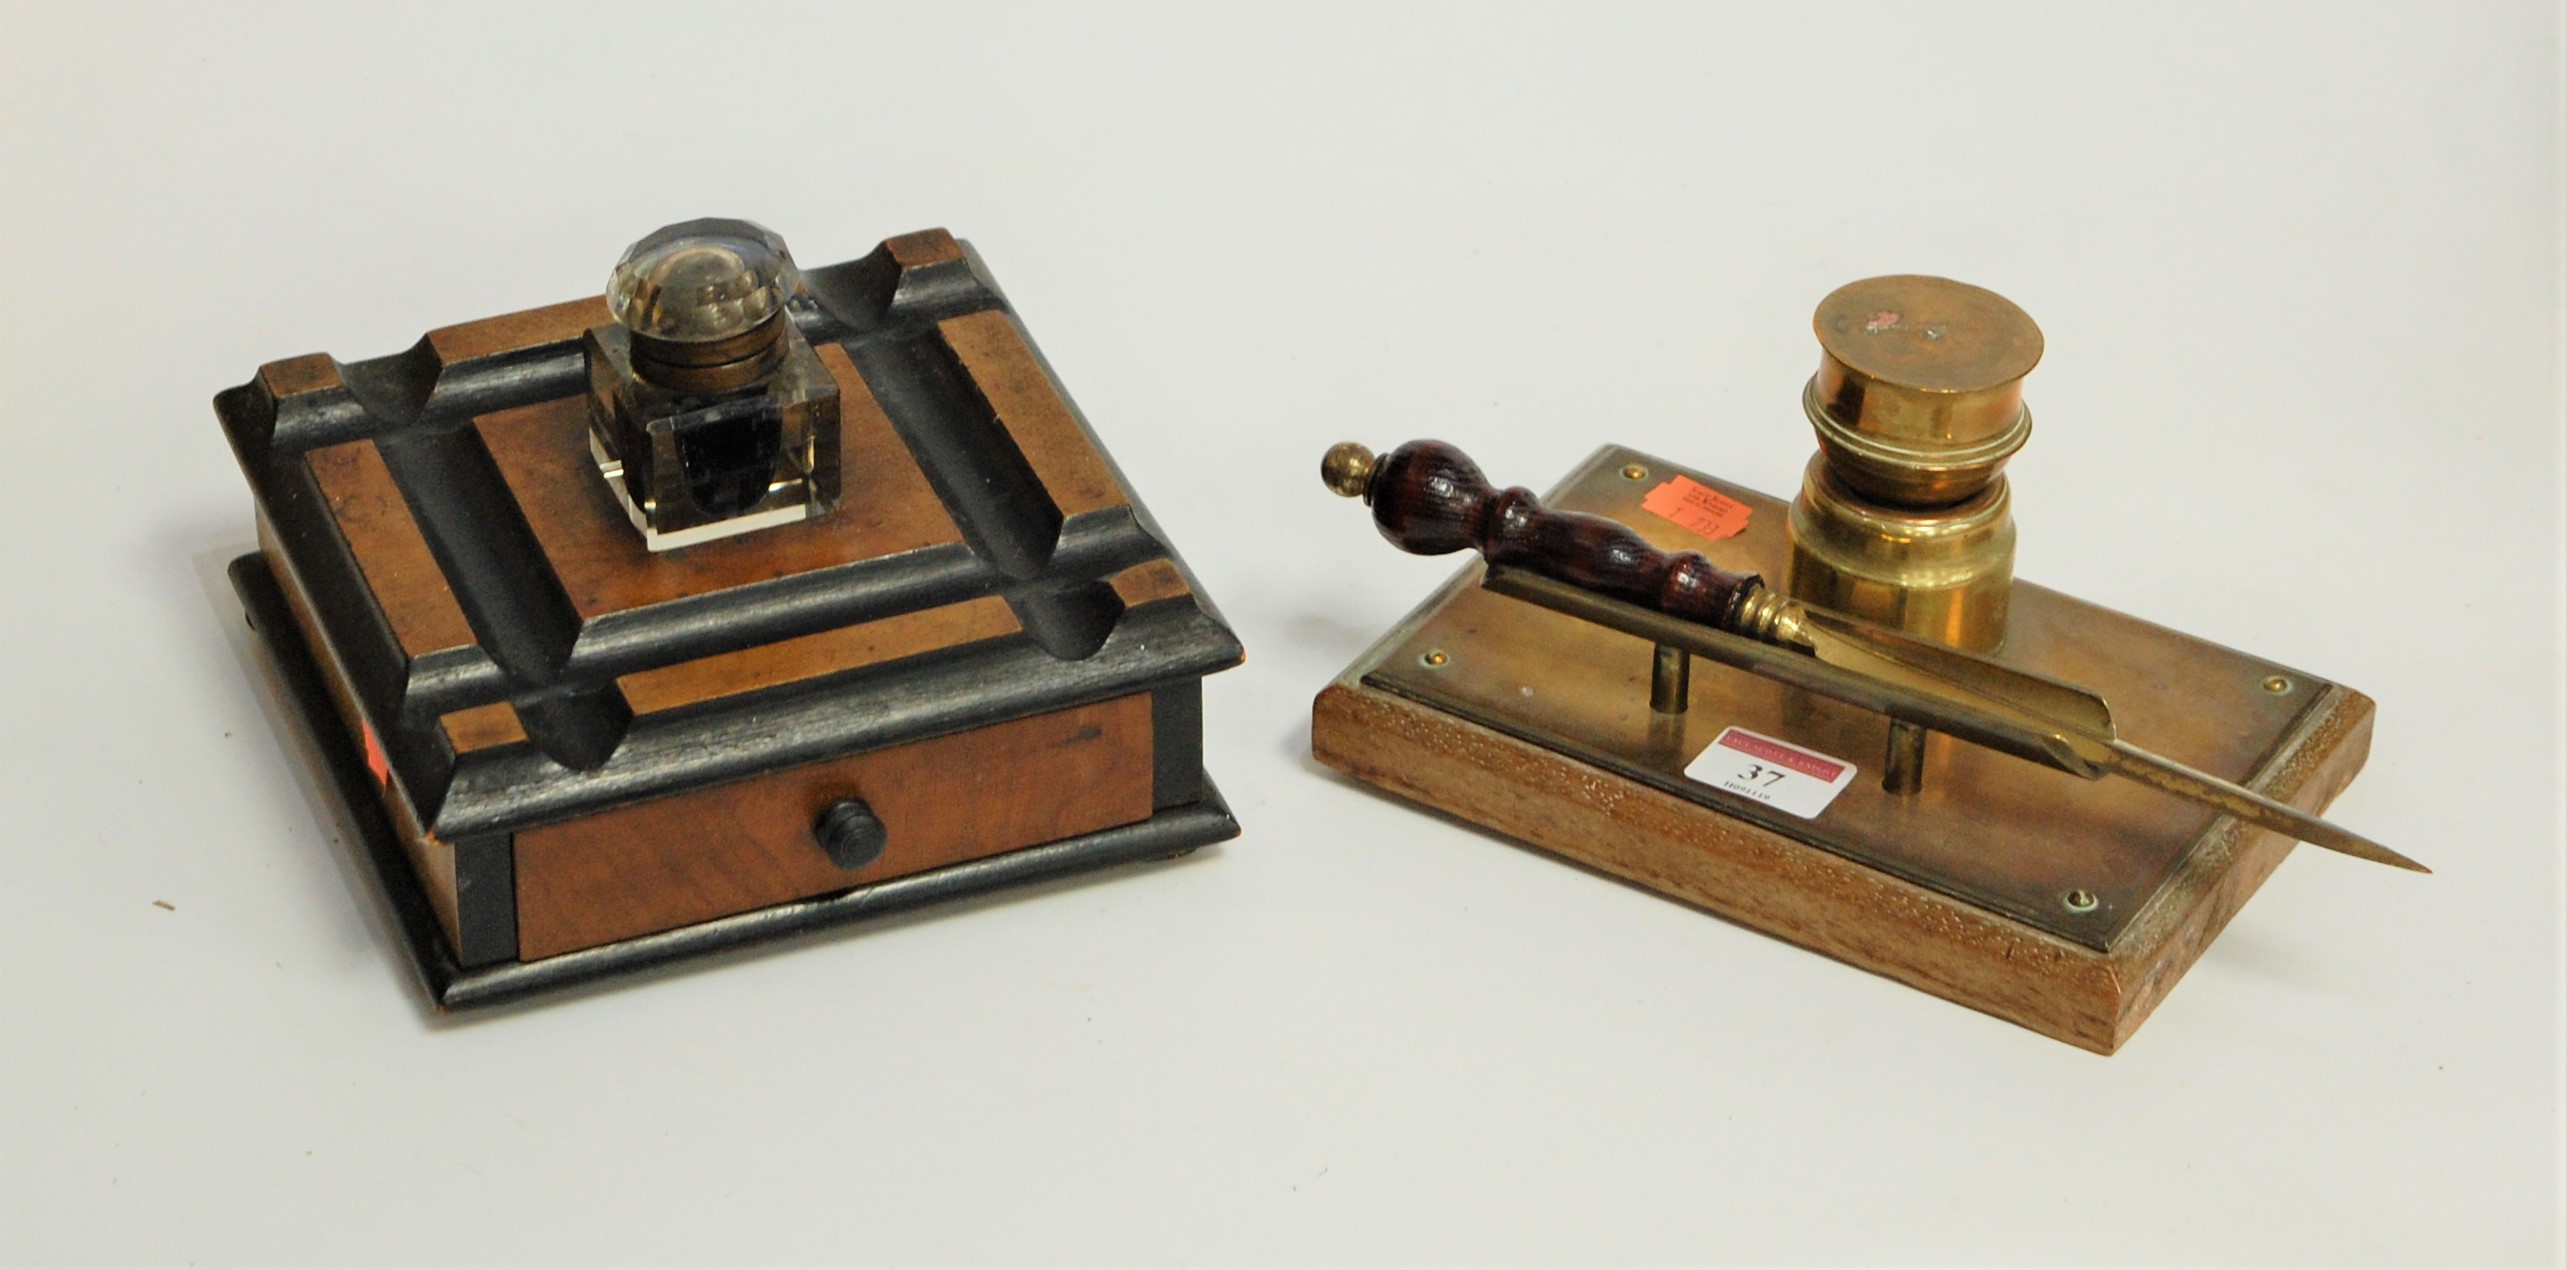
{"left": 1314, "top": 275, "right": 2414, "bottom": 1053}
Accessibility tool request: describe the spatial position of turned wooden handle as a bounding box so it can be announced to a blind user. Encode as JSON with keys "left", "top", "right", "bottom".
{"left": 1350, "top": 439, "right": 1766, "bottom": 632}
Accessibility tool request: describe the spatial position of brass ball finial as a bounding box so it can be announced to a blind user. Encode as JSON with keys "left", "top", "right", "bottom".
{"left": 1321, "top": 442, "right": 1378, "bottom": 500}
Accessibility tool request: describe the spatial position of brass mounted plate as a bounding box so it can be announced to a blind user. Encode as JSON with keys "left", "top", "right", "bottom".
{"left": 1357, "top": 445, "right": 2337, "bottom": 951}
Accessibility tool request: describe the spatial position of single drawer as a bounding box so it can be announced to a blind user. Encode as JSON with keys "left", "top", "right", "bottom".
{"left": 512, "top": 693, "right": 1154, "bottom": 960}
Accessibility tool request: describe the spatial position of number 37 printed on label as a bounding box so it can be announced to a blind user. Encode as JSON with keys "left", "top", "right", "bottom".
{"left": 1682, "top": 726, "right": 1858, "bottom": 820}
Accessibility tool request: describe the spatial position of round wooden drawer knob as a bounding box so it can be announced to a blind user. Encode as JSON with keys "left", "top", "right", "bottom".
{"left": 813, "top": 798, "right": 888, "bottom": 871}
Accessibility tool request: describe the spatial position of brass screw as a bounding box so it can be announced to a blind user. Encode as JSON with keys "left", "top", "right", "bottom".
{"left": 2063, "top": 888, "right": 2099, "bottom": 913}
{"left": 2262, "top": 675, "right": 2292, "bottom": 694}
{"left": 1621, "top": 463, "right": 1649, "bottom": 480}
{"left": 1420, "top": 649, "right": 1450, "bottom": 668}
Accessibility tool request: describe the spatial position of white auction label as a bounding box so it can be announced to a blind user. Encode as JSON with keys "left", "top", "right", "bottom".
{"left": 1684, "top": 726, "right": 1858, "bottom": 819}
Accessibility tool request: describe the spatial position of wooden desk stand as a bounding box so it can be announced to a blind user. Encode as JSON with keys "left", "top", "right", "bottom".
{"left": 1313, "top": 445, "right": 2372, "bottom": 1053}
{"left": 221, "top": 230, "right": 1242, "bottom": 1008}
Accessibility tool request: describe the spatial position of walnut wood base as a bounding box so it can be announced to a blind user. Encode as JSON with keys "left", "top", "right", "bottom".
{"left": 237, "top": 554, "right": 1236, "bottom": 1011}
{"left": 1313, "top": 672, "right": 2373, "bottom": 1055}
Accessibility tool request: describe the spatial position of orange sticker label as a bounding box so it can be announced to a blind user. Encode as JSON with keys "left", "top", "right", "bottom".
{"left": 361, "top": 722, "right": 391, "bottom": 787}
{"left": 1641, "top": 475, "right": 1752, "bottom": 542}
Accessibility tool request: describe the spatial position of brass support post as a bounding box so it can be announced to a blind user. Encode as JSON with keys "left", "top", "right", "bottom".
{"left": 1883, "top": 720, "right": 1927, "bottom": 795}
{"left": 1650, "top": 643, "right": 1690, "bottom": 714}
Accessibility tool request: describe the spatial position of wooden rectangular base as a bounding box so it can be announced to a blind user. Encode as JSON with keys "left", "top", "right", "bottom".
{"left": 1312, "top": 446, "right": 2376, "bottom": 1054}
{"left": 1316, "top": 676, "right": 2367, "bottom": 1053}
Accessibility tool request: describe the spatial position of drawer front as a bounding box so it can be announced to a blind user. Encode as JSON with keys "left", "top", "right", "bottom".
{"left": 513, "top": 694, "right": 1154, "bottom": 960}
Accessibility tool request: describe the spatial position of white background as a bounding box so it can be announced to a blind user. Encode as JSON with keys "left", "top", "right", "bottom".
{"left": 2, "top": 3, "right": 2559, "bottom": 1264}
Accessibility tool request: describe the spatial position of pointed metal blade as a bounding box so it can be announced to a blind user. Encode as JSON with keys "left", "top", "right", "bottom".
{"left": 1794, "top": 611, "right": 2427, "bottom": 872}
{"left": 1797, "top": 609, "right": 2116, "bottom": 745}
{"left": 2100, "top": 739, "right": 2429, "bottom": 873}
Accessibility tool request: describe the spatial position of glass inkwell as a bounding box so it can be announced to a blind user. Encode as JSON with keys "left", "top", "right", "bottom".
{"left": 584, "top": 218, "right": 843, "bottom": 550}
